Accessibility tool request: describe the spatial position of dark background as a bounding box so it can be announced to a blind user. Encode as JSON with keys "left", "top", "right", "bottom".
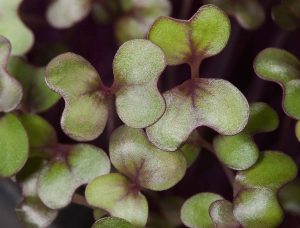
{"left": 1, "top": 0, "right": 300, "bottom": 227}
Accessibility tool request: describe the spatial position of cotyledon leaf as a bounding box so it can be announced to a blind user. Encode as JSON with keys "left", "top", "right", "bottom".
{"left": 46, "top": 52, "right": 109, "bottom": 141}
{"left": 0, "top": 113, "right": 28, "bottom": 177}
{"left": 109, "top": 125, "right": 187, "bottom": 191}
{"left": 38, "top": 144, "right": 111, "bottom": 209}
{"left": 205, "top": 0, "right": 265, "bottom": 30}
{"left": 180, "top": 130, "right": 201, "bottom": 167}
{"left": 0, "top": 0, "right": 34, "bottom": 55}
{"left": 146, "top": 78, "right": 249, "bottom": 151}
{"left": 46, "top": 0, "right": 92, "bottom": 29}
{"left": 235, "top": 150, "right": 298, "bottom": 191}
{"left": 92, "top": 217, "right": 133, "bottom": 228}
{"left": 0, "top": 36, "right": 23, "bottom": 112}
{"left": 209, "top": 200, "right": 240, "bottom": 228}
{"left": 8, "top": 57, "right": 60, "bottom": 113}
{"left": 86, "top": 173, "right": 148, "bottom": 227}
{"left": 181, "top": 192, "right": 224, "bottom": 228}
{"left": 149, "top": 4, "right": 230, "bottom": 65}
{"left": 113, "top": 39, "right": 166, "bottom": 128}
{"left": 233, "top": 188, "right": 284, "bottom": 228}
{"left": 254, "top": 48, "right": 300, "bottom": 119}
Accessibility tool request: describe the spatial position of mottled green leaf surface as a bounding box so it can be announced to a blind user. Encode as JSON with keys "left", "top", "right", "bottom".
{"left": 149, "top": 4, "right": 230, "bottom": 65}
{"left": 109, "top": 125, "right": 186, "bottom": 191}
{"left": 205, "top": 0, "right": 265, "bottom": 30}
{"left": 233, "top": 188, "right": 284, "bottom": 228}
{"left": 181, "top": 192, "right": 223, "bottom": 228}
{"left": 0, "top": 0, "right": 34, "bottom": 55}
{"left": 0, "top": 36, "right": 23, "bottom": 112}
{"left": 0, "top": 113, "right": 28, "bottom": 177}
{"left": 279, "top": 179, "right": 300, "bottom": 214}
{"left": 254, "top": 48, "right": 300, "bottom": 119}
{"left": 180, "top": 130, "right": 201, "bottom": 167}
{"left": 46, "top": 53, "right": 109, "bottom": 141}
{"left": 235, "top": 151, "right": 297, "bottom": 191}
{"left": 209, "top": 200, "right": 240, "bottom": 228}
{"left": 46, "top": 0, "right": 92, "bottom": 29}
{"left": 8, "top": 57, "right": 60, "bottom": 113}
{"left": 86, "top": 173, "right": 148, "bottom": 227}
{"left": 92, "top": 217, "right": 133, "bottom": 228}
{"left": 146, "top": 79, "right": 249, "bottom": 151}
{"left": 38, "top": 144, "right": 110, "bottom": 209}
{"left": 113, "top": 39, "right": 166, "bottom": 128}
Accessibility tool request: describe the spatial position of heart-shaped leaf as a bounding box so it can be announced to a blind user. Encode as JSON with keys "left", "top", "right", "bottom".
{"left": 149, "top": 4, "right": 230, "bottom": 66}
{"left": 272, "top": 0, "right": 300, "bottom": 31}
{"left": 204, "top": 0, "right": 265, "bottom": 30}
{"left": 115, "top": 0, "right": 171, "bottom": 44}
{"left": 113, "top": 39, "right": 166, "bottom": 128}
{"left": 181, "top": 192, "right": 224, "bottom": 228}
{"left": 235, "top": 151, "right": 298, "bottom": 191}
{"left": 254, "top": 48, "right": 300, "bottom": 119}
{"left": 18, "top": 114, "right": 57, "bottom": 156}
{"left": 46, "top": 0, "right": 92, "bottom": 29}
{"left": 0, "top": 0, "right": 34, "bottom": 55}
{"left": 181, "top": 130, "right": 201, "bottom": 167}
{"left": 86, "top": 173, "right": 148, "bottom": 227}
{"left": 279, "top": 179, "right": 300, "bottom": 215}
{"left": 0, "top": 36, "right": 23, "bottom": 112}
{"left": 38, "top": 144, "right": 110, "bottom": 209}
{"left": 92, "top": 217, "right": 133, "bottom": 228}
{"left": 213, "top": 133, "right": 259, "bottom": 170}
{"left": 0, "top": 113, "right": 28, "bottom": 177}
{"left": 146, "top": 78, "right": 249, "bottom": 151}
{"left": 46, "top": 53, "right": 109, "bottom": 141}
{"left": 213, "top": 102, "right": 278, "bottom": 170}
{"left": 296, "top": 121, "right": 300, "bottom": 142}
{"left": 109, "top": 125, "right": 187, "bottom": 191}
{"left": 8, "top": 57, "right": 60, "bottom": 113}
{"left": 233, "top": 188, "right": 284, "bottom": 228}
{"left": 209, "top": 200, "right": 240, "bottom": 228}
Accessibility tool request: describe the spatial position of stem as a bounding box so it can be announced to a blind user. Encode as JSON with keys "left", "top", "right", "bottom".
{"left": 197, "top": 135, "right": 235, "bottom": 186}
{"left": 72, "top": 194, "right": 92, "bottom": 208}
{"left": 189, "top": 60, "right": 200, "bottom": 79}
{"left": 180, "top": 0, "right": 193, "bottom": 19}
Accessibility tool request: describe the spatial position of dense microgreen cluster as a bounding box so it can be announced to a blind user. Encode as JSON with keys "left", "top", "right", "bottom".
{"left": 0, "top": 0, "right": 299, "bottom": 227}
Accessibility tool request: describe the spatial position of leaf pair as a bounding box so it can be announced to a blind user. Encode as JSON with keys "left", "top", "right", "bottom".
{"left": 46, "top": 39, "right": 166, "bottom": 141}
{"left": 254, "top": 48, "right": 300, "bottom": 120}
{"left": 204, "top": 0, "right": 265, "bottom": 30}
{"left": 0, "top": 0, "right": 34, "bottom": 55}
{"left": 213, "top": 102, "right": 279, "bottom": 170}
{"left": 85, "top": 125, "right": 187, "bottom": 226}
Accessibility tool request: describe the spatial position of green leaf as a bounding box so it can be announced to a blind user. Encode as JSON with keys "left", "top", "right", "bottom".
{"left": 113, "top": 39, "right": 166, "bottom": 128}
{"left": 92, "top": 217, "right": 133, "bottom": 228}
{"left": 8, "top": 57, "right": 60, "bottom": 113}
{"left": 279, "top": 179, "right": 300, "bottom": 215}
{"left": 149, "top": 4, "right": 230, "bottom": 65}
{"left": 205, "top": 0, "right": 265, "bottom": 30}
{"left": 18, "top": 114, "right": 57, "bottom": 156}
{"left": 0, "top": 0, "right": 34, "bottom": 55}
{"left": 38, "top": 144, "right": 110, "bottom": 209}
{"left": 181, "top": 192, "right": 223, "bottom": 228}
{"left": 0, "top": 113, "right": 28, "bottom": 177}
{"left": 233, "top": 188, "right": 284, "bottom": 228}
{"left": 46, "top": 53, "right": 109, "bottom": 141}
{"left": 209, "top": 200, "right": 240, "bottom": 228}
{"left": 46, "top": 0, "right": 92, "bottom": 29}
{"left": 86, "top": 173, "right": 148, "bottom": 227}
{"left": 180, "top": 130, "right": 201, "bottom": 167}
{"left": 296, "top": 121, "right": 300, "bottom": 142}
{"left": 93, "top": 209, "right": 107, "bottom": 220}
{"left": 254, "top": 48, "right": 300, "bottom": 119}
{"left": 109, "top": 125, "right": 186, "bottom": 191}
{"left": 235, "top": 151, "right": 298, "bottom": 191}
{"left": 0, "top": 36, "right": 23, "bottom": 112}
{"left": 213, "top": 133, "right": 259, "bottom": 170}
{"left": 245, "top": 102, "right": 279, "bottom": 134}
{"left": 146, "top": 79, "right": 249, "bottom": 151}
{"left": 16, "top": 197, "right": 58, "bottom": 228}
